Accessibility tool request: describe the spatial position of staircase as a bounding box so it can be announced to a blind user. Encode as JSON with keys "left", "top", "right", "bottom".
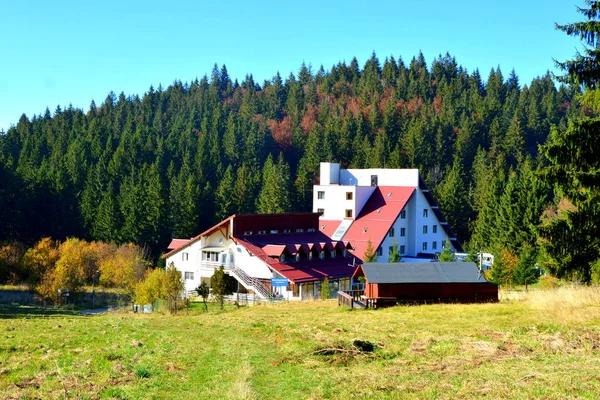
{"left": 228, "top": 266, "right": 273, "bottom": 300}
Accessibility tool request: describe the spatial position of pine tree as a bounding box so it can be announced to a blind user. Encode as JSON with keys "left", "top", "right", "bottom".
{"left": 363, "top": 239, "right": 377, "bottom": 262}
{"left": 256, "top": 154, "right": 292, "bottom": 214}
{"left": 388, "top": 240, "right": 401, "bottom": 262}
{"left": 215, "top": 165, "right": 235, "bottom": 221}
{"left": 539, "top": 1, "right": 600, "bottom": 282}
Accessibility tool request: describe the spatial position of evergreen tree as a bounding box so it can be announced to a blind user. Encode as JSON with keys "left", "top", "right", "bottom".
{"left": 256, "top": 154, "right": 292, "bottom": 214}
{"left": 539, "top": 1, "right": 600, "bottom": 282}
{"left": 388, "top": 240, "right": 401, "bottom": 262}
{"left": 363, "top": 239, "right": 377, "bottom": 262}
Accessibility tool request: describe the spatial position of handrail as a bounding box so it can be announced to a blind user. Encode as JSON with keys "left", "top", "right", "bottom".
{"left": 338, "top": 289, "right": 365, "bottom": 309}
{"left": 230, "top": 266, "right": 273, "bottom": 300}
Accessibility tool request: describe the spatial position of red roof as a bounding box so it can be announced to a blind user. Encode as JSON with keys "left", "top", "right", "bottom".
{"left": 167, "top": 239, "right": 191, "bottom": 250}
{"left": 233, "top": 232, "right": 356, "bottom": 283}
{"left": 343, "top": 186, "right": 415, "bottom": 260}
{"left": 318, "top": 220, "right": 342, "bottom": 237}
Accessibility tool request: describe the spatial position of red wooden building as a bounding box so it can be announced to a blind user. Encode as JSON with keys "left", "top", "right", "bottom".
{"left": 345, "top": 262, "right": 498, "bottom": 308}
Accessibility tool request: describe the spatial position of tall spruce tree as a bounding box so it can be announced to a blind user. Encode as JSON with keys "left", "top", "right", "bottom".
{"left": 539, "top": 1, "right": 600, "bottom": 282}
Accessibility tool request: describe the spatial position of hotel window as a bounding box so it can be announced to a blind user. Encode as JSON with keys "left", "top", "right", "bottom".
{"left": 400, "top": 210, "right": 406, "bottom": 219}
{"left": 377, "top": 248, "right": 383, "bottom": 256}
{"left": 432, "top": 241, "right": 437, "bottom": 250}
{"left": 422, "top": 242, "right": 427, "bottom": 251}
{"left": 423, "top": 209, "right": 428, "bottom": 218}
{"left": 184, "top": 271, "right": 194, "bottom": 280}
{"left": 182, "top": 252, "right": 189, "bottom": 261}
{"left": 433, "top": 225, "right": 437, "bottom": 234}
{"left": 318, "top": 191, "right": 325, "bottom": 199}
{"left": 346, "top": 192, "right": 353, "bottom": 200}
{"left": 317, "top": 208, "right": 324, "bottom": 214}
{"left": 423, "top": 225, "right": 428, "bottom": 234}
{"left": 400, "top": 245, "right": 405, "bottom": 254}
{"left": 389, "top": 228, "right": 395, "bottom": 238}
{"left": 400, "top": 227, "right": 406, "bottom": 237}
{"left": 345, "top": 209, "right": 353, "bottom": 218}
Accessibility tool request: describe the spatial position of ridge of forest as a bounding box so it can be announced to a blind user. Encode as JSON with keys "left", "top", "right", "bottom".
{"left": 0, "top": 52, "right": 584, "bottom": 269}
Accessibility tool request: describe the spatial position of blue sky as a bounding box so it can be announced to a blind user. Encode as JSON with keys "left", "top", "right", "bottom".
{"left": 0, "top": 0, "right": 584, "bottom": 132}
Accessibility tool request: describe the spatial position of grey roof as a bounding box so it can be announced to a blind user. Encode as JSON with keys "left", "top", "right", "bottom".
{"left": 360, "top": 262, "right": 489, "bottom": 284}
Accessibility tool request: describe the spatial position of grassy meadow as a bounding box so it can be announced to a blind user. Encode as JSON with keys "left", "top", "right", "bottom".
{"left": 1, "top": 287, "right": 600, "bottom": 399}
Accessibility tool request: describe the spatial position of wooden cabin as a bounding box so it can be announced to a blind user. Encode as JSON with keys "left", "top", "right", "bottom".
{"left": 348, "top": 262, "right": 498, "bottom": 308}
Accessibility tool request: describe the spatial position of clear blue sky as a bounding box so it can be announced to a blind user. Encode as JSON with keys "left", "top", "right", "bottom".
{"left": 0, "top": 0, "right": 584, "bottom": 132}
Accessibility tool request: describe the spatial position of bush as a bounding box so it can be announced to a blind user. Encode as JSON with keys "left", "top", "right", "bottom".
{"left": 133, "top": 263, "right": 185, "bottom": 314}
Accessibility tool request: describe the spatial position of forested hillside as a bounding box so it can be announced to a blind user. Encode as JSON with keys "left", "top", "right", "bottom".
{"left": 0, "top": 52, "right": 583, "bottom": 265}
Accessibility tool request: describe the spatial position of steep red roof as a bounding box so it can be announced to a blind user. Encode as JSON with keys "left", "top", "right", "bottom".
{"left": 343, "top": 186, "right": 415, "bottom": 260}
{"left": 233, "top": 232, "right": 356, "bottom": 283}
{"left": 167, "top": 239, "right": 191, "bottom": 250}
{"left": 318, "top": 220, "right": 342, "bottom": 238}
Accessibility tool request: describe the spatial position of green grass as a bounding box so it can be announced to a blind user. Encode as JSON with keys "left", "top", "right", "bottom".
{"left": 1, "top": 288, "right": 600, "bottom": 399}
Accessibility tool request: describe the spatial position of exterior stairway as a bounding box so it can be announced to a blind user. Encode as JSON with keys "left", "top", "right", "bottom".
{"left": 228, "top": 266, "right": 273, "bottom": 300}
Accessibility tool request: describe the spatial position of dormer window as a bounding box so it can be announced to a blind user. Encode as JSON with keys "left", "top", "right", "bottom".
{"left": 309, "top": 252, "right": 314, "bottom": 261}
{"left": 320, "top": 251, "right": 325, "bottom": 260}
{"left": 332, "top": 250, "right": 337, "bottom": 259}
{"left": 279, "top": 254, "right": 286, "bottom": 262}
{"left": 270, "top": 230, "right": 278, "bottom": 234}
{"left": 343, "top": 249, "right": 349, "bottom": 257}
{"left": 307, "top": 228, "right": 316, "bottom": 232}
{"left": 295, "top": 253, "right": 300, "bottom": 262}
{"left": 296, "top": 228, "right": 304, "bottom": 233}
{"left": 258, "top": 230, "right": 267, "bottom": 235}
{"left": 283, "top": 229, "right": 292, "bottom": 233}
{"left": 244, "top": 231, "right": 253, "bottom": 235}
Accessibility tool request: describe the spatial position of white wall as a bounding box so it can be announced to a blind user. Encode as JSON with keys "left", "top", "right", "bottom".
{"left": 232, "top": 245, "right": 272, "bottom": 279}
{"left": 166, "top": 239, "right": 203, "bottom": 294}
{"left": 313, "top": 185, "right": 375, "bottom": 220}
{"left": 341, "top": 168, "right": 420, "bottom": 187}
{"left": 320, "top": 162, "right": 340, "bottom": 185}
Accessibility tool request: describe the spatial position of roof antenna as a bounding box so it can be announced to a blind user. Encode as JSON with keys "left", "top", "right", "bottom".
{"left": 348, "top": 258, "right": 356, "bottom": 268}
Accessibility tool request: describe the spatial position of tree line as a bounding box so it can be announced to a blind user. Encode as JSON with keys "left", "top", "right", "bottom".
{"left": 0, "top": 22, "right": 597, "bottom": 283}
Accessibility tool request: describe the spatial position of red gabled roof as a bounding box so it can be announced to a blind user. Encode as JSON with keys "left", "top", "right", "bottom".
{"left": 167, "top": 239, "right": 191, "bottom": 250}
{"left": 233, "top": 232, "right": 357, "bottom": 283}
{"left": 343, "top": 186, "right": 415, "bottom": 260}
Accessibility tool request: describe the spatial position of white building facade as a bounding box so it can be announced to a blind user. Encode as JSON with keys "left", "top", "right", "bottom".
{"left": 314, "top": 162, "right": 458, "bottom": 262}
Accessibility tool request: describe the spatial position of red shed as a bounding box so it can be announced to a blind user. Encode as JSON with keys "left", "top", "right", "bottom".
{"left": 349, "top": 262, "right": 498, "bottom": 308}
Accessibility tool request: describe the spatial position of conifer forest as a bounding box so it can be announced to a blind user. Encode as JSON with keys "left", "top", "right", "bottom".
{"left": 0, "top": 33, "right": 599, "bottom": 282}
